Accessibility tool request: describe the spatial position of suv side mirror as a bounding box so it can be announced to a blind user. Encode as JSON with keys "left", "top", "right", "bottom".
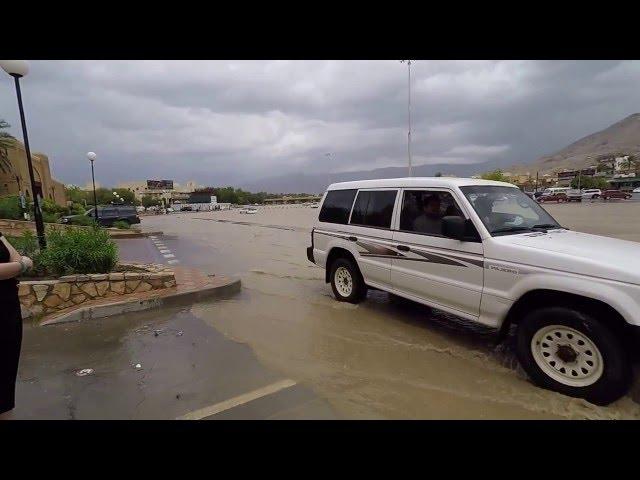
{"left": 443, "top": 217, "right": 481, "bottom": 242}
{"left": 442, "top": 216, "right": 466, "bottom": 241}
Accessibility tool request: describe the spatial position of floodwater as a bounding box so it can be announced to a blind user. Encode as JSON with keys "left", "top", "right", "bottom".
{"left": 141, "top": 204, "right": 640, "bottom": 419}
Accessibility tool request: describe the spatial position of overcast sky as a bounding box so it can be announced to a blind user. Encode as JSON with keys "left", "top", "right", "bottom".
{"left": 1, "top": 60, "right": 639, "bottom": 188}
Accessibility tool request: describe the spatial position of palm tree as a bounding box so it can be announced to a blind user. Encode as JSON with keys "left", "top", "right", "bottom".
{"left": 0, "top": 119, "right": 16, "bottom": 175}
{"left": 623, "top": 154, "right": 638, "bottom": 176}
{"left": 0, "top": 119, "right": 15, "bottom": 151}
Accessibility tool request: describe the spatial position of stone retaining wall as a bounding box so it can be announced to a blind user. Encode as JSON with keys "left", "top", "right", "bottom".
{"left": 0, "top": 218, "right": 77, "bottom": 237}
{"left": 19, "top": 263, "right": 176, "bottom": 319}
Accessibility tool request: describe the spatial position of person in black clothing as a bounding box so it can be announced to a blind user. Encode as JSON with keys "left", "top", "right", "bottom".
{"left": 0, "top": 232, "right": 33, "bottom": 419}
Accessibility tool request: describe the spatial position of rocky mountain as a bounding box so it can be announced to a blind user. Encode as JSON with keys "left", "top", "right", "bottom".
{"left": 528, "top": 113, "right": 640, "bottom": 173}
{"left": 243, "top": 113, "right": 640, "bottom": 194}
{"left": 241, "top": 160, "right": 510, "bottom": 195}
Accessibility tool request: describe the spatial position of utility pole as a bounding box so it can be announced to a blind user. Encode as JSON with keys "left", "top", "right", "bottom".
{"left": 578, "top": 169, "right": 582, "bottom": 191}
{"left": 400, "top": 60, "right": 413, "bottom": 176}
{"left": 535, "top": 171, "right": 539, "bottom": 192}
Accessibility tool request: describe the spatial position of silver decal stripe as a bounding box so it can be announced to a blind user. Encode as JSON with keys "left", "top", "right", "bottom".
{"left": 356, "top": 241, "right": 404, "bottom": 257}
{"left": 316, "top": 230, "right": 483, "bottom": 268}
{"left": 410, "top": 250, "right": 468, "bottom": 268}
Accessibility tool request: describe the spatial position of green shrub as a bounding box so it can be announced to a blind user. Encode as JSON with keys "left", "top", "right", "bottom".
{"left": 9, "top": 230, "right": 38, "bottom": 258}
{"left": 6, "top": 231, "right": 45, "bottom": 277}
{"left": 0, "top": 195, "right": 23, "bottom": 220}
{"left": 112, "top": 220, "right": 131, "bottom": 230}
{"left": 38, "top": 226, "right": 118, "bottom": 275}
{"left": 42, "top": 211, "right": 59, "bottom": 223}
{"left": 68, "top": 215, "right": 97, "bottom": 227}
{"left": 70, "top": 202, "right": 87, "bottom": 215}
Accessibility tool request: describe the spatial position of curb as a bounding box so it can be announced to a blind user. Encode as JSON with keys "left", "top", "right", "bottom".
{"left": 40, "top": 277, "right": 241, "bottom": 326}
{"left": 108, "top": 230, "right": 164, "bottom": 239}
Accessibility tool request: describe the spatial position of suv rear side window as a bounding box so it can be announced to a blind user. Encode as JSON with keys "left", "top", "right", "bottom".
{"left": 319, "top": 189, "right": 357, "bottom": 224}
{"left": 350, "top": 190, "right": 397, "bottom": 229}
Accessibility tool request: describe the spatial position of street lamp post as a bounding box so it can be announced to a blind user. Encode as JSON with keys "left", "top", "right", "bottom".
{"left": 0, "top": 60, "right": 46, "bottom": 248}
{"left": 87, "top": 152, "right": 99, "bottom": 222}
{"left": 400, "top": 60, "right": 413, "bottom": 177}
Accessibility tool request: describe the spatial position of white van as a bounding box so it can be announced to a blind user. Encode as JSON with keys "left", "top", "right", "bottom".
{"left": 541, "top": 187, "right": 570, "bottom": 196}
{"left": 307, "top": 177, "right": 640, "bottom": 404}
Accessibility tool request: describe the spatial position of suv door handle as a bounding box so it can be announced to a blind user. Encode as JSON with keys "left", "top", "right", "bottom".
{"left": 397, "top": 245, "right": 410, "bottom": 251}
{"left": 347, "top": 236, "right": 358, "bottom": 242}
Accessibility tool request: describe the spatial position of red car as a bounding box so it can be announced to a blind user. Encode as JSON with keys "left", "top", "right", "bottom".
{"left": 538, "top": 192, "right": 568, "bottom": 203}
{"left": 602, "top": 190, "right": 632, "bottom": 200}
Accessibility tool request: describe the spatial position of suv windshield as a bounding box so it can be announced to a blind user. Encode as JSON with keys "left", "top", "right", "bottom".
{"left": 460, "top": 185, "right": 562, "bottom": 236}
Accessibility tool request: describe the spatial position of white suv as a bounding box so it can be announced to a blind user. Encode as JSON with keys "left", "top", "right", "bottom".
{"left": 306, "top": 177, "right": 640, "bottom": 405}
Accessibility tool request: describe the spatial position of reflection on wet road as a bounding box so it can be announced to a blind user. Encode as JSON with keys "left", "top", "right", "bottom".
{"left": 138, "top": 208, "right": 640, "bottom": 419}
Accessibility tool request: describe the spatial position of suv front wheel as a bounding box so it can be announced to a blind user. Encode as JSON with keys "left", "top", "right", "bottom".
{"left": 515, "top": 306, "right": 631, "bottom": 405}
{"left": 329, "top": 257, "right": 367, "bottom": 303}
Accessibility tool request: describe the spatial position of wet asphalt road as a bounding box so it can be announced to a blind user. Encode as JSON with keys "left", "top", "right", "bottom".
{"left": 132, "top": 209, "right": 640, "bottom": 419}
{"left": 14, "top": 232, "right": 338, "bottom": 420}
{"left": 15, "top": 206, "right": 640, "bottom": 419}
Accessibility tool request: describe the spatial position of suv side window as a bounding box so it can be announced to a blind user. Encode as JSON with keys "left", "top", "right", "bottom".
{"left": 350, "top": 190, "right": 397, "bottom": 229}
{"left": 319, "top": 189, "right": 357, "bottom": 224}
{"left": 400, "top": 190, "right": 464, "bottom": 236}
{"left": 102, "top": 207, "right": 117, "bottom": 217}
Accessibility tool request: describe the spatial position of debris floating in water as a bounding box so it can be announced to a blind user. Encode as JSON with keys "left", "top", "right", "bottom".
{"left": 75, "top": 369, "right": 94, "bottom": 377}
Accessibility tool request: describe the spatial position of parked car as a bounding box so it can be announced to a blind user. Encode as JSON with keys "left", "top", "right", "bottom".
{"left": 566, "top": 189, "right": 583, "bottom": 202}
{"left": 180, "top": 206, "right": 193, "bottom": 211}
{"left": 239, "top": 207, "right": 258, "bottom": 214}
{"left": 537, "top": 192, "right": 568, "bottom": 203}
{"left": 61, "top": 205, "right": 140, "bottom": 227}
{"left": 633, "top": 187, "right": 640, "bottom": 193}
{"left": 581, "top": 189, "right": 602, "bottom": 200}
{"left": 307, "top": 177, "right": 640, "bottom": 405}
{"left": 602, "top": 189, "right": 632, "bottom": 200}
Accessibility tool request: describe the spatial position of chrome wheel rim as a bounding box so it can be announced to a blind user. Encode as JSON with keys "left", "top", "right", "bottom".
{"left": 531, "top": 325, "right": 604, "bottom": 387}
{"left": 334, "top": 266, "right": 353, "bottom": 297}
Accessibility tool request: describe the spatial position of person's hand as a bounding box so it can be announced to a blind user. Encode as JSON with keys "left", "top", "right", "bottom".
{"left": 20, "top": 256, "right": 34, "bottom": 272}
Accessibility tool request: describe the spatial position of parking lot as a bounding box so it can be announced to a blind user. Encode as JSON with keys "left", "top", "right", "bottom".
{"left": 543, "top": 197, "right": 640, "bottom": 242}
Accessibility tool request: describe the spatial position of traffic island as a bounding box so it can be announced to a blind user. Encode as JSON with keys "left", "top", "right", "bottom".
{"left": 19, "top": 262, "right": 176, "bottom": 319}
{"left": 38, "top": 265, "right": 240, "bottom": 326}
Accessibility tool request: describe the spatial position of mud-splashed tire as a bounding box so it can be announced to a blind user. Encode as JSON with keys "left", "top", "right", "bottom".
{"left": 515, "top": 307, "right": 631, "bottom": 406}
{"left": 330, "top": 257, "right": 367, "bottom": 303}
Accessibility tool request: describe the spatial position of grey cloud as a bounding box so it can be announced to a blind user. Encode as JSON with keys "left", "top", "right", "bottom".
{"left": 0, "top": 60, "right": 638, "bottom": 188}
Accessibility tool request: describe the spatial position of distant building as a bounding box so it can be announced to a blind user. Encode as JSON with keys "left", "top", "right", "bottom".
{"left": 0, "top": 138, "right": 67, "bottom": 206}
{"left": 116, "top": 179, "right": 204, "bottom": 203}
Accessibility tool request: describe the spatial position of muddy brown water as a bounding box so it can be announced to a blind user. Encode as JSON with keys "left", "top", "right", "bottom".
{"left": 141, "top": 203, "right": 640, "bottom": 419}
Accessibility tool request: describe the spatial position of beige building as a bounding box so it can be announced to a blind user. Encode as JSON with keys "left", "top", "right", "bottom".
{"left": 116, "top": 180, "right": 203, "bottom": 202}
{"left": 0, "top": 139, "right": 67, "bottom": 206}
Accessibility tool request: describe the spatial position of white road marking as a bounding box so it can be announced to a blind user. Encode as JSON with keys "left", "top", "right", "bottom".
{"left": 159, "top": 249, "right": 171, "bottom": 254}
{"left": 177, "top": 379, "right": 297, "bottom": 420}
{"left": 163, "top": 254, "right": 175, "bottom": 258}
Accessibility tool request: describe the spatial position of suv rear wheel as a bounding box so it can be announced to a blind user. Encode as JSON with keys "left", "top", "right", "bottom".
{"left": 329, "top": 257, "right": 367, "bottom": 303}
{"left": 515, "top": 306, "right": 631, "bottom": 405}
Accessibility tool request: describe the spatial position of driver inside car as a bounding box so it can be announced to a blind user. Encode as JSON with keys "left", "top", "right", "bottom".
{"left": 412, "top": 194, "right": 443, "bottom": 234}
